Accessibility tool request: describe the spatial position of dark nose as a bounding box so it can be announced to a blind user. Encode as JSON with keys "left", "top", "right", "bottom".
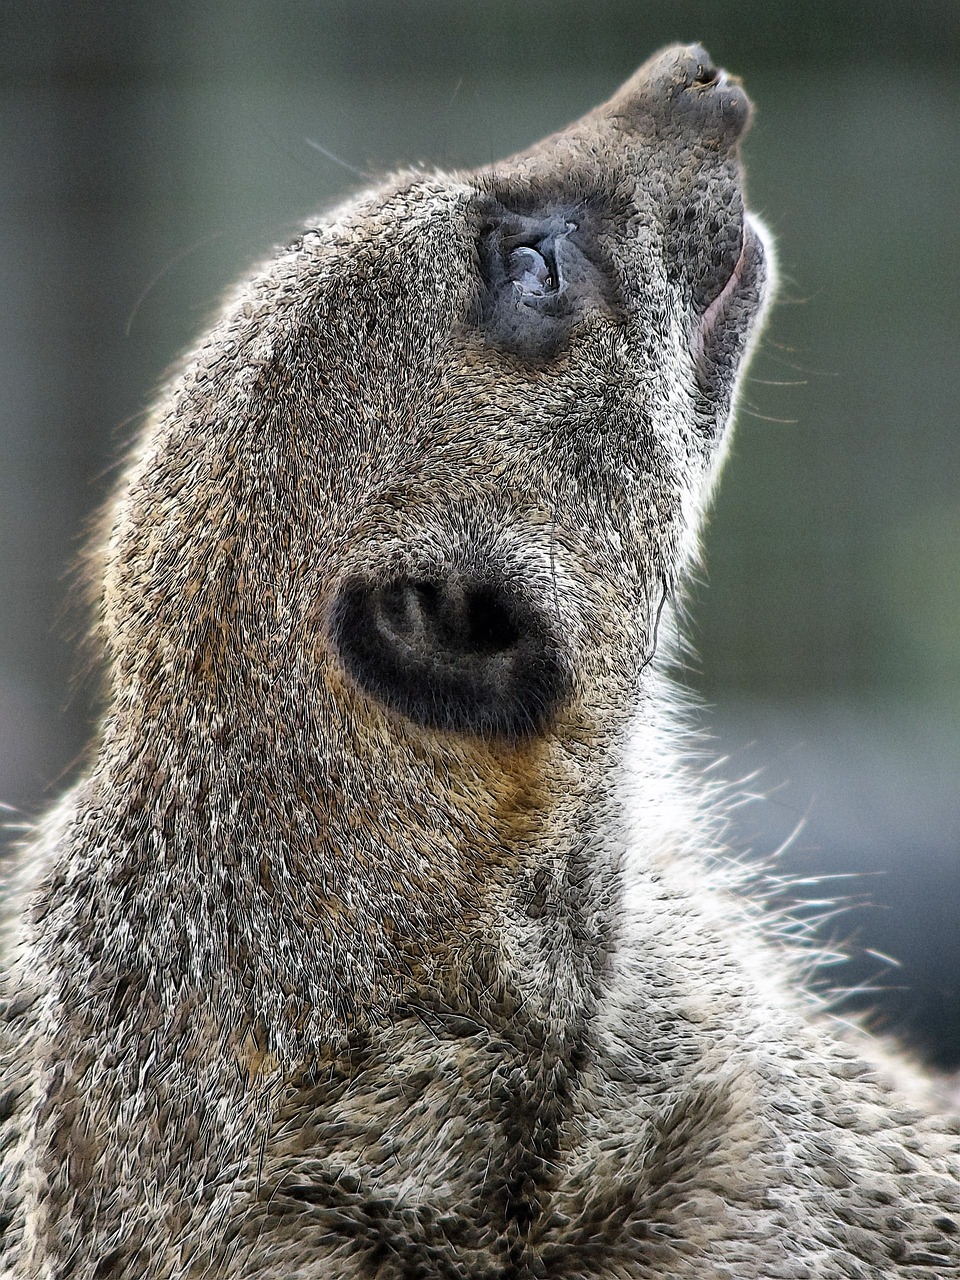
{"left": 608, "top": 43, "right": 751, "bottom": 145}
{"left": 329, "top": 573, "right": 571, "bottom": 740}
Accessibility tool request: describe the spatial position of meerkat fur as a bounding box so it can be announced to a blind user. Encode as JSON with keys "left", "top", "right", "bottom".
{"left": 1, "top": 43, "right": 958, "bottom": 1280}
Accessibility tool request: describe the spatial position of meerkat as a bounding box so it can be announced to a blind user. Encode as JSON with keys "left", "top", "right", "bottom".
{"left": 0, "top": 42, "right": 957, "bottom": 1280}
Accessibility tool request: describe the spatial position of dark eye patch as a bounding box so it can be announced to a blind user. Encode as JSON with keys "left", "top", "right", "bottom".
{"left": 474, "top": 205, "right": 616, "bottom": 363}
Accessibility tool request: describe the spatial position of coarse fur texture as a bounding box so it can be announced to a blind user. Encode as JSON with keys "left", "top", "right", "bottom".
{"left": 1, "top": 43, "right": 958, "bottom": 1279}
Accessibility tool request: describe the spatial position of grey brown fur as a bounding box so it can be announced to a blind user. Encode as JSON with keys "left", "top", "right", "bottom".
{"left": 1, "top": 44, "right": 958, "bottom": 1278}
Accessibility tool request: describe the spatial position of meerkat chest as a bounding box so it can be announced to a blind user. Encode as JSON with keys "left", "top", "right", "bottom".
{"left": 238, "top": 926, "right": 774, "bottom": 1279}
{"left": 245, "top": 1018, "right": 588, "bottom": 1276}
{"left": 237, "top": 908, "right": 604, "bottom": 1274}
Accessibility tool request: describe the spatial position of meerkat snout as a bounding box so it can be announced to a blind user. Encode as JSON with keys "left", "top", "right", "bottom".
{"left": 329, "top": 569, "right": 572, "bottom": 739}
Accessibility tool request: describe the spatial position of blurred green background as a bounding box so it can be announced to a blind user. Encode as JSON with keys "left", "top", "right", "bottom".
{"left": 1, "top": 1, "right": 958, "bottom": 1064}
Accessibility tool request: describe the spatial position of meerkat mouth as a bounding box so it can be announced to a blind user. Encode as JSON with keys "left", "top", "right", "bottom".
{"left": 691, "top": 215, "right": 768, "bottom": 373}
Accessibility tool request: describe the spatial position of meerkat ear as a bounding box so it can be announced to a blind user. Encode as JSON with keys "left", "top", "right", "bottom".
{"left": 328, "top": 571, "right": 571, "bottom": 740}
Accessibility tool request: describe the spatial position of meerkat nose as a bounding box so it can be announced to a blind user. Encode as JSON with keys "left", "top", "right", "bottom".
{"left": 606, "top": 42, "right": 753, "bottom": 146}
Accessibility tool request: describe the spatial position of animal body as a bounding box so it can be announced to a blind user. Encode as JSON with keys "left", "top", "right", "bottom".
{"left": 1, "top": 42, "right": 958, "bottom": 1279}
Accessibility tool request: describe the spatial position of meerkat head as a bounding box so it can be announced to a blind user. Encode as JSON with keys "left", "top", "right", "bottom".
{"left": 320, "top": 44, "right": 774, "bottom": 747}
{"left": 101, "top": 41, "right": 771, "bottom": 792}
{"left": 88, "top": 43, "right": 775, "bottom": 1027}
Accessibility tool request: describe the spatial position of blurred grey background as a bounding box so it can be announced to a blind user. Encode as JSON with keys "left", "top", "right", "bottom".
{"left": 1, "top": 1, "right": 958, "bottom": 1065}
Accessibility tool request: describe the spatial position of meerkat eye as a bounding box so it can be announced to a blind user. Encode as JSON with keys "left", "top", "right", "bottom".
{"left": 507, "top": 245, "right": 556, "bottom": 297}
{"left": 476, "top": 205, "right": 614, "bottom": 361}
